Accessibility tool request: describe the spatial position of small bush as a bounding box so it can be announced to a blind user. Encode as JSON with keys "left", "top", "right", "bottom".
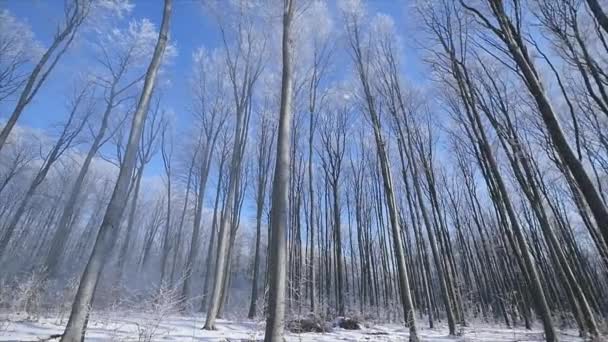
{"left": 133, "top": 284, "right": 183, "bottom": 342}
{"left": 10, "top": 269, "right": 47, "bottom": 320}
{"left": 286, "top": 314, "right": 331, "bottom": 333}
{"left": 335, "top": 316, "right": 361, "bottom": 330}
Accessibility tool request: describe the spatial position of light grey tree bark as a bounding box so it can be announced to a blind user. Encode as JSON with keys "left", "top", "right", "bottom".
{"left": 203, "top": 116, "right": 246, "bottom": 328}
{"left": 180, "top": 111, "right": 224, "bottom": 308}
{"left": 202, "top": 92, "right": 253, "bottom": 327}
{"left": 264, "top": 0, "right": 295, "bottom": 340}
{"left": 217, "top": 162, "right": 249, "bottom": 317}
{"left": 60, "top": 1, "right": 172, "bottom": 339}
{"left": 200, "top": 140, "right": 228, "bottom": 311}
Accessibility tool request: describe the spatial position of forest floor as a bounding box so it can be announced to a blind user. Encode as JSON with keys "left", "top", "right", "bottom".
{"left": 0, "top": 312, "right": 584, "bottom": 341}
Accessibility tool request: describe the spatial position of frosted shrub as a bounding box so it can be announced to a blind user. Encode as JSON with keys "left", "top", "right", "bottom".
{"left": 132, "top": 284, "right": 183, "bottom": 342}
{"left": 13, "top": 269, "right": 47, "bottom": 319}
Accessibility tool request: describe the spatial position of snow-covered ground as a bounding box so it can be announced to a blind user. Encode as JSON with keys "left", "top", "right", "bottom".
{"left": 0, "top": 313, "right": 583, "bottom": 341}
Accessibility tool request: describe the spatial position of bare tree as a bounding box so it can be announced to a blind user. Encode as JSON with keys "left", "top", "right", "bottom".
{"left": 0, "top": 83, "right": 94, "bottom": 260}
{"left": 0, "top": 10, "right": 38, "bottom": 103}
{"left": 0, "top": 0, "right": 91, "bottom": 153}
{"left": 247, "top": 108, "right": 275, "bottom": 318}
{"left": 116, "top": 98, "right": 164, "bottom": 282}
{"left": 460, "top": 0, "right": 608, "bottom": 264}
{"left": 43, "top": 16, "right": 151, "bottom": 278}
{"left": 318, "top": 102, "right": 349, "bottom": 316}
{"left": 343, "top": 5, "right": 420, "bottom": 340}
{"left": 159, "top": 118, "right": 174, "bottom": 286}
{"left": 200, "top": 136, "right": 230, "bottom": 311}
{"left": 0, "top": 0, "right": 606, "bottom": 339}
{"left": 418, "top": 2, "right": 558, "bottom": 339}
{"left": 203, "top": 1, "right": 265, "bottom": 327}
{"left": 180, "top": 48, "right": 228, "bottom": 307}
{"left": 0, "top": 135, "right": 36, "bottom": 195}
{"left": 60, "top": 0, "right": 172, "bottom": 339}
{"left": 303, "top": 26, "right": 332, "bottom": 313}
{"left": 264, "top": 0, "right": 295, "bottom": 340}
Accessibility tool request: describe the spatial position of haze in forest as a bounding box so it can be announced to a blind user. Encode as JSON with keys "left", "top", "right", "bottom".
{"left": 0, "top": 0, "right": 607, "bottom": 341}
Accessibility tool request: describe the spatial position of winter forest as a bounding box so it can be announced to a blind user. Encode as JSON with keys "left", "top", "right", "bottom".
{"left": 0, "top": 0, "right": 608, "bottom": 341}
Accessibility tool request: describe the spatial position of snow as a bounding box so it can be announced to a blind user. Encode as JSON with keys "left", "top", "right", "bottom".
{"left": 0, "top": 313, "right": 583, "bottom": 341}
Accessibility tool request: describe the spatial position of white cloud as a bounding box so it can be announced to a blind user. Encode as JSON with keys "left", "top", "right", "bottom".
{"left": 337, "top": 0, "right": 365, "bottom": 21}
{"left": 87, "top": 0, "right": 135, "bottom": 31}
{"left": 92, "top": 0, "right": 135, "bottom": 18}
{"left": 0, "top": 9, "right": 43, "bottom": 61}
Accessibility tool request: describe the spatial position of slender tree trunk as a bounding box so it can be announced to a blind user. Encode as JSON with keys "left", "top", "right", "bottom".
{"left": 586, "top": 0, "right": 608, "bottom": 37}
{"left": 170, "top": 158, "right": 195, "bottom": 285}
{"left": 181, "top": 143, "right": 213, "bottom": 307}
{"left": 398, "top": 128, "right": 456, "bottom": 335}
{"left": 60, "top": 1, "right": 171, "bottom": 339}
{"left": 247, "top": 201, "right": 264, "bottom": 318}
{"left": 466, "top": 0, "right": 608, "bottom": 259}
{"left": 160, "top": 170, "right": 172, "bottom": 286}
{"left": 264, "top": 1, "right": 294, "bottom": 339}
{"left": 332, "top": 182, "right": 345, "bottom": 316}
{"left": 201, "top": 155, "right": 226, "bottom": 311}
{"left": 308, "top": 110, "right": 316, "bottom": 313}
{"left": 203, "top": 96, "right": 247, "bottom": 330}
{"left": 116, "top": 166, "right": 143, "bottom": 281}
{"left": 44, "top": 92, "right": 113, "bottom": 278}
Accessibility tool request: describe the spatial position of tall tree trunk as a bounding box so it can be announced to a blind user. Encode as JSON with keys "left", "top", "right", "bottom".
{"left": 60, "top": 1, "right": 172, "bottom": 339}
{"left": 116, "top": 166, "right": 144, "bottom": 281}
{"left": 160, "top": 147, "right": 172, "bottom": 286}
{"left": 586, "top": 0, "right": 608, "bottom": 37}
{"left": 247, "top": 200, "right": 264, "bottom": 318}
{"left": 332, "top": 182, "right": 345, "bottom": 316}
{"left": 346, "top": 14, "right": 420, "bottom": 339}
{"left": 248, "top": 116, "right": 274, "bottom": 318}
{"left": 307, "top": 107, "right": 316, "bottom": 313}
{"left": 464, "top": 0, "right": 608, "bottom": 261}
{"left": 181, "top": 143, "right": 213, "bottom": 307}
{"left": 44, "top": 90, "right": 114, "bottom": 278}
{"left": 170, "top": 156, "right": 196, "bottom": 286}
{"left": 406, "top": 144, "right": 456, "bottom": 335}
{"left": 201, "top": 154, "right": 226, "bottom": 311}
{"left": 203, "top": 91, "right": 247, "bottom": 331}
{"left": 0, "top": 87, "right": 89, "bottom": 260}
{"left": 264, "top": 1, "right": 294, "bottom": 339}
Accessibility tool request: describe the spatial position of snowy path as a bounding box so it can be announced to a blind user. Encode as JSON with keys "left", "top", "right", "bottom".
{"left": 0, "top": 313, "right": 583, "bottom": 341}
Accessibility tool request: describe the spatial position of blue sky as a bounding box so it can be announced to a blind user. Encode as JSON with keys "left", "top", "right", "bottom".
{"left": 2, "top": 0, "right": 219, "bottom": 131}
{"left": 1, "top": 0, "right": 424, "bottom": 179}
